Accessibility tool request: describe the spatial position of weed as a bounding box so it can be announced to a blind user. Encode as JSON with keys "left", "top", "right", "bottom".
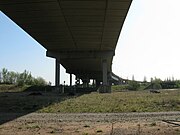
{"left": 26, "top": 124, "right": 40, "bottom": 129}
{"left": 137, "top": 124, "right": 141, "bottom": 135}
{"left": 50, "top": 130, "right": 54, "bottom": 134}
{"left": 84, "top": 125, "right": 90, "bottom": 128}
{"left": 150, "top": 122, "right": 156, "bottom": 126}
{"left": 96, "top": 129, "right": 103, "bottom": 133}
{"left": 110, "top": 122, "right": 115, "bottom": 135}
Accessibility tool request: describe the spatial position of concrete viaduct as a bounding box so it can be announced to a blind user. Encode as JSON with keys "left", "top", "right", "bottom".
{"left": 0, "top": 0, "right": 132, "bottom": 92}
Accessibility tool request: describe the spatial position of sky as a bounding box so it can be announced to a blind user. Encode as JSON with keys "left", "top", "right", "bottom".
{"left": 1, "top": 0, "right": 180, "bottom": 84}
{"left": 113, "top": 0, "right": 180, "bottom": 81}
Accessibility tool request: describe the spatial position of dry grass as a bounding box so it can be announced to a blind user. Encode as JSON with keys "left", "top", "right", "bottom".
{"left": 39, "top": 90, "right": 180, "bottom": 113}
{"left": 0, "top": 84, "right": 179, "bottom": 113}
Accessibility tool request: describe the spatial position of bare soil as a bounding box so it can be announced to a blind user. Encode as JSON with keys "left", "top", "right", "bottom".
{"left": 0, "top": 112, "right": 179, "bottom": 135}
{"left": 0, "top": 88, "right": 179, "bottom": 134}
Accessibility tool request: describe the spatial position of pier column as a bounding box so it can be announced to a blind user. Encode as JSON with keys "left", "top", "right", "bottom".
{"left": 70, "top": 74, "right": 72, "bottom": 87}
{"left": 55, "top": 59, "right": 60, "bottom": 86}
{"left": 99, "top": 59, "right": 111, "bottom": 93}
{"left": 102, "top": 59, "right": 108, "bottom": 86}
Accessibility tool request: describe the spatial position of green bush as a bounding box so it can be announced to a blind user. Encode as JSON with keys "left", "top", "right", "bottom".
{"left": 33, "top": 77, "right": 47, "bottom": 86}
{"left": 151, "top": 78, "right": 162, "bottom": 90}
{"left": 152, "top": 82, "right": 162, "bottom": 89}
{"left": 111, "top": 85, "right": 128, "bottom": 91}
{"left": 128, "top": 81, "right": 140, "bottom": 91}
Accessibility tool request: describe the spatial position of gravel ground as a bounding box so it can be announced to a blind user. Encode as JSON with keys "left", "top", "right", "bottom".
{"left": 0, "top": 112, "right": 179, "bottom": 135}
{"left": 1, "top": 112, "right": 179, "bottom": 122}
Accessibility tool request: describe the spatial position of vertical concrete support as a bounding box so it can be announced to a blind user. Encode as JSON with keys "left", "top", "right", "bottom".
{"left": 69, "top": 74, "right": 76, "bottom": 94}
{"left": 70, "top": 74, "right": 72, "bottom": 87}
{"left": 82, "top": 78, "right": 90, "bottom": 88}
{"left": 55, "top": 59, "right": 60, "bottom": 86}
{"left": 99, "top": 59, "right": 111, "bottom": 93}
{"left": 102, "top": 59, "right": 108, "bottom": 86}
{"left": 75, "top": 77, "right": 80, "bottom": 86}
{"left": 96, "top": 80, "right": 100, "bottom": 88}
{"left": 92, "top": 79, "right": 95, "bottom": 88}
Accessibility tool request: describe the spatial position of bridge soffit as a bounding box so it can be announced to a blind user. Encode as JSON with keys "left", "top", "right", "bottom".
{"left": 46, "top": 50, "right": 115, "bottom": 60}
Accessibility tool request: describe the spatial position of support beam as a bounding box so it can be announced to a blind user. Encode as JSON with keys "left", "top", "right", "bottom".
{"left": 99, "top": 59, "right": 111, "bottom": 93}
{"left": 47, "top": 50, "right": 114, "bottom": 59}
{"left": 82, "top": 78, "right": 90, "bottom": 88}
{"left": 96, "top": 80, "right": 101, "bottom": 88}
{"left": 70, "top": 74, "right": 72, "bottom": 87}
{"left": 55, "top": 59, "right": 60, "bottom": 86}
{"left": 75, "top": 76, "right": 80, "bottom": 86}
{"left": 69, "top": 73, "right": 76, "bottom": 94}
{"left": 92, "top": 79, "right": 95, "bottom": 88}
{"left": 102, "top": 59, "right": 108, "bottom": 86}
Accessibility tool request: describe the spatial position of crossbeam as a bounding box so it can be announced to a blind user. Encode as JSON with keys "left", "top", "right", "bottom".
{"left": 46, "top": 50, "right": 114, "bottom": 59}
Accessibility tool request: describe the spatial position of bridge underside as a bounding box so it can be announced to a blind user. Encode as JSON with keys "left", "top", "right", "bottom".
{"left": 0, "top": 0, "right": 132, "bottom": 92}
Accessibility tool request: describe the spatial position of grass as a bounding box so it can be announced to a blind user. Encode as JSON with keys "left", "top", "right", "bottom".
{"left": 39, "top": 90, "right": 180, "bottom": 113}
{"left": 0, "top": 84, "right": 27, "bottom": 92}
{"left": 25, "top": 121, "right": 41, "bottom": 129}
{"left": 0, "top": 84, "right": 179, "bottom": 113}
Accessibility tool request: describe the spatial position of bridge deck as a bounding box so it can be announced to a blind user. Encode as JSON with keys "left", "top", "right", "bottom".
{"left": 0, "top": 0, "right": 132, "bottom": 82}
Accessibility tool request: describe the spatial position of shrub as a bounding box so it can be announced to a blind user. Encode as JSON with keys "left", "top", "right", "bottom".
{"left": 152, "top": 82, "right": 162, "bottom": 90}
{"left": 128, "top": 81, "right": 140, "bottom": 91}
{"left": 33, "top": 77, "right": 47, "bottom": 86}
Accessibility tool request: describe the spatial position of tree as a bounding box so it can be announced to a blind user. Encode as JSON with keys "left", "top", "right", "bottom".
{"left": 8, "top": 71, "right": 17, "bottom": 84}
{"left": 132, "top": 75, "right": 135, "bottom": 81}
{"left": 152, "top": 82, "right": 162, "bottom": 89}
{"left": 2, "top": 68, "right": 8, "bottom": 83}
{"left": 150, "top": 77, "right": 154, "bottom": 82}
{"left": 0, "top": 71, "right": 2, "bottom": 83}
{"left": 143, "top": 76, "right": 147, "bottom": 82}
{"left": 151, "top": 78, "right": 162, "bottom": 90}
{"left": 33, "top": 77, "right": 47, "bottom": 86}
{"left": 175, "top": 80, "right": 180, "bottom": 88}
{"left": 25, "top": 73, "right": 33, "bottom": 85}
{"left": 0, "top": 68, "right": 47, "bottom": 86}
{"left": 16, "top": 72, "right": 25, "bottom": 86}
{"left": 16, "top": 70, "right": 34, "bottom": 86}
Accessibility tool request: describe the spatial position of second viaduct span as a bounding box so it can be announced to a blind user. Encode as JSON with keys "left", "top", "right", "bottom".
{"left": 0, "top": 0, "right": 132, "bottom": 92}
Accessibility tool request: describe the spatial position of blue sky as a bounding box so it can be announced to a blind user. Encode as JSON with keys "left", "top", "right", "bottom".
{"left": 1, "top": 0, "right": 180, "bottom": 84}
{"left": 0, "top": 11, "right": 57, "bottom": 84}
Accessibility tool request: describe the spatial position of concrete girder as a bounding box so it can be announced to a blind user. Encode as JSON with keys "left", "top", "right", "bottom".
{"left": 46, "top": 50, "right": 115, "bottom": 59}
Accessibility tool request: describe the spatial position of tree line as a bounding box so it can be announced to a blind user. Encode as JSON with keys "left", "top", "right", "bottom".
{"left": 0, "top": 68, "right": 48, "bottom": 86}
{"left": 113, "top": 76, "right": 180, "bottom": 91}
{"left": 129, "top": 77, "right": 180, "bottom": 90}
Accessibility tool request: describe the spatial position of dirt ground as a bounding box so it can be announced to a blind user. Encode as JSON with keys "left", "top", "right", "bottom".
{"left": 0, "top": 89, "right": 179, "bottom": 135}
{"left": 0, "top": 116, "right": 179, "bottom": 135}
